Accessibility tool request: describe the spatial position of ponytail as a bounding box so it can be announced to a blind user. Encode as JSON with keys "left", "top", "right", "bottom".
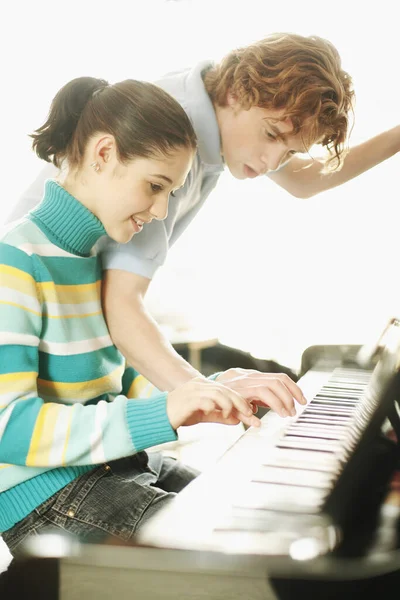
{"left": 30, "top": 77, "right": 108, "bottom": 167}
{"left": 30, "top": 77, "right": 197, "bottom": 170}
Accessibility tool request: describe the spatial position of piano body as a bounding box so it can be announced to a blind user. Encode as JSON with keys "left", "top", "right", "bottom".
{"left": 3, "top": 321, "right": 400, "bottom": 599}
{"left": 136, "top": 320, "right": 400, "bottom": 562}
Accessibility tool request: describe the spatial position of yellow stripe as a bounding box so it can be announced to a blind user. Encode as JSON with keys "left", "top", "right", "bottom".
{"left": 37, "top": 365, "right": 124, "bottom": 400}
{"left": 127, "top": 374, "right": 153, "bottom": 398}
{"left": 0, "top": 300, "right": 41, "bottom": 316}
{"left": 0, "top": 264, "right": 36, "bottom": 285}
{"left": 26, "top": 403, "right": 61, "bottom": 466}
{"left": 26, "top": 403, "right": 51, "bottom": 466}
{"left": 0, "top": 372, "right": 37, "bottom": 392}
{"left": 46, "top": 310, "right": 102, "bottom": 320}
{"left": 0, "top": 272, "right": 101, "bottom": 304}
{"left": 0, "top": 272, "right": 37, "bottom": 297}
{"left": 39, "top": 281, "right": 101, "bottom": 304}
{"left": 0, "top": 464, "right": 12, "bottom": 470}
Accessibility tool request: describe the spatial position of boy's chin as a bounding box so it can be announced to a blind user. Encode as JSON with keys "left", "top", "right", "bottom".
{"left": 227, "top": 164, "right": 247, "bottom": 180}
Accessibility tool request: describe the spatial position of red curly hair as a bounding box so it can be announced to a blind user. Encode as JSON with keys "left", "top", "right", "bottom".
{"left": 204, "top": 33, "right": 355, "bottom": 171}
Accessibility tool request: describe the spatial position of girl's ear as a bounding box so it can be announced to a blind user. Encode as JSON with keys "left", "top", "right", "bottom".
{"left": 94, "top": 135, "right": 116, "bottom": 167}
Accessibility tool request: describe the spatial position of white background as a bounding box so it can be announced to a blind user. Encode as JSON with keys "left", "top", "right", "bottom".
{"left": 1, "top": 0, "right": 399, "bottom": 371}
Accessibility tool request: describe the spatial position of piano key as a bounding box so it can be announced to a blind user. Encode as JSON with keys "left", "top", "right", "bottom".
{"left": 277, "top": 437, "right": 342, "bottom": 452}
{"left": 298, "top": 415, "right": 350, "bottom": 425}
{"left": 251, "top": 465, "right": 335, "bottom": 488}
{"left": 232, "top": 482, "right": 327, "bottom": 513}
{"left": 261, "top": 448, "right": 341, "bottom": 472}
{"left": 284, "top": 428, "right": 348, "bottom": 441}
{"left": 302, "top": 407, "right": 355, "bottom": 417}
{"left": 311, "top": 400, "right": 357, "bottom": 408}
{"left": 214, "top": 508, "right": 334, "bottom": 541}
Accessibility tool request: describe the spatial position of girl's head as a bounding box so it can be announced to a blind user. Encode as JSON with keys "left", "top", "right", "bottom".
{"left": 204, "top": 33, "right": 354, "bottom": 178}
{"left": 31, "top": 77, "right": 197, "bottom": 242}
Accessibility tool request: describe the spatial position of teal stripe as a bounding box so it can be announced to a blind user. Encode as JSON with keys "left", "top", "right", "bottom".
{"left": 0, "top": 397, "right": 42, "bottom": 463}
{"left": 41, "top": 313, "right": 110, "bottom": 343}
{"left": 126, "top": 395, "right": 177, "bottom": 452}
{"left": 0, "top": 345, "right": 38, "bottom": 374}
{"left": 0, "top": 243, "right": 33, "bottom": 274}
{"left": 32, "top": 255, "right": 101, "bottom": 284}
{"left": 0, "top": 304, "right": 41, "bottom": 334}
{"left": 39, "top": 346, "right": 123, "bottom": 383}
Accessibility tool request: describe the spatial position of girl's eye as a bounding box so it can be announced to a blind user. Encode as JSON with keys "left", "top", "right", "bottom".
{"left": 151, "top": 183, "right": 162, "bottom": 193}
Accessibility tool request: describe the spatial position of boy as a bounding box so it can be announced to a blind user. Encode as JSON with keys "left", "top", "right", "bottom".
{"left": 10, "top": 32, "right": 400, "bottom": 405}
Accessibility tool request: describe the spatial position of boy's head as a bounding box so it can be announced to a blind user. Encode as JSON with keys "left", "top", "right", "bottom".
{"left": 204, "top": 33, "right": 354, "bottom": 179}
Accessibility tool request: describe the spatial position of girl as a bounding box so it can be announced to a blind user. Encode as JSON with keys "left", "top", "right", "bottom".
{"left": 0, "top": 76, "right": 259, "bottom": 556}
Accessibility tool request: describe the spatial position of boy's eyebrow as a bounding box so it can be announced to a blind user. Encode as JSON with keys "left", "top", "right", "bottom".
{"left": 266, "top": 119, "right": 310, "bottom": 152}
{"left": 267, "top": 121, "right": 288, "bottom": 143}
{"left": 150, "top": 174, "right": 173, "bottom": 184}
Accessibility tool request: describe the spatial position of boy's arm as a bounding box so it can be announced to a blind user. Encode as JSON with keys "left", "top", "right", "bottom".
{"left": 268, "top": 125, "right": 400, "bottom": 199}
{"left": 102, "top": 268, "right": 202, "bottom": 392}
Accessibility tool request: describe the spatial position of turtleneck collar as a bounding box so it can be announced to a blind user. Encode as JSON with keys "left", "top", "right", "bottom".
{"left": 29, "top": 179, "right": 106, "bottom": 257}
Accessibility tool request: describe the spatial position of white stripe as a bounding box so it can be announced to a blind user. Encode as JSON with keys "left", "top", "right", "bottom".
{"left": 39, "top": 335, "right": 113, "bottom": 356}
{"left": 17, "top": 243, "right": 87, "bottom": 258}
{"left": 40, "top": 394, "right": 90, "bottom": 405}
{"left": 44, "top": 300, "right": 101, "bottom": 318}
{"left": 0, "top": 331, "right": 39, "bottom": 347}
{"left": 139, "top": 382, "right": 157, "bottom": 399}
{"left": 90, "top": 401, "right": 107, "bottom": 464}
{"left": 48, "top": 404, "right": 72, "bottom": 466}
{"left": 0, "top": 405, "right": 15, "bottom": 442}
{"left": 0, "top": 391, "right": 36, "bottom": 409}
{"left": 0, "top": 218, "right": 28, "bottom": 240}
{"left": 0, "top": 287, "right": 41, "bottom": 313}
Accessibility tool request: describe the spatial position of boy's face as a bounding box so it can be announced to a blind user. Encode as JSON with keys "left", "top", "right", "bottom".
{"left": 216, "top": 95, "right": 311, "bottom": 179}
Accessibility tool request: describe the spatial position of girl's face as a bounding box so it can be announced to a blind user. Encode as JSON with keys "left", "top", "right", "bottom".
{"left": 93, "top": 146, "right": 194, "bottom": 243}
{"left": 66, "top": 138, "right": 194, "bottom": 244}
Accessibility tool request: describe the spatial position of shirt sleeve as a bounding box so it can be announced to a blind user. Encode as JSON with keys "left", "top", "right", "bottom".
{"left": 0, "top": 244, "right": 177, "bottom": 468}
{"left": 99, "top": 218, "right": 169, "bottom": 280}
{"left": 99, "top": 166, "right": 221, "bottom": 279}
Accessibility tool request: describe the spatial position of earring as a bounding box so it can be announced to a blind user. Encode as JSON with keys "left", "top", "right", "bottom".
{"left": 90, "top": 162, "right": 100, "bottom": 172}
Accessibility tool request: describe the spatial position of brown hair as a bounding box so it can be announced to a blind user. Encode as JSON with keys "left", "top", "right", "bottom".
{"left": 204, "top": 33, "right": 354, "bottom": 171}
{"left": 30, "top": 77, "right": 197, "bottom": 169}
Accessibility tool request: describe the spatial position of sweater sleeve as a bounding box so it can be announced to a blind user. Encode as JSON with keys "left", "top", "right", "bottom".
{"left": 0, "top": 244, "right": 177, "bottom": 468}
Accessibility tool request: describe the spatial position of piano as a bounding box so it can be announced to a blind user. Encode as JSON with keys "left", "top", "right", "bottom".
{"left": 136, "top": 318, "right": 400, "bottom": 567}
{"left": 3, "top": 321, "right": 400, "bottom": 599}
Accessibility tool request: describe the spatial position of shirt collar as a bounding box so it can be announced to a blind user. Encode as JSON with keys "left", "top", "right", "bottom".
{"left": 185, "top": 61, "right": 224, "bottom": 170}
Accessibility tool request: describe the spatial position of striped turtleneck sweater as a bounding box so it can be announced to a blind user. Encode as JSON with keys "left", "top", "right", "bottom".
{"left": 0, "top": 180, "right": 177, "bottom": 532}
